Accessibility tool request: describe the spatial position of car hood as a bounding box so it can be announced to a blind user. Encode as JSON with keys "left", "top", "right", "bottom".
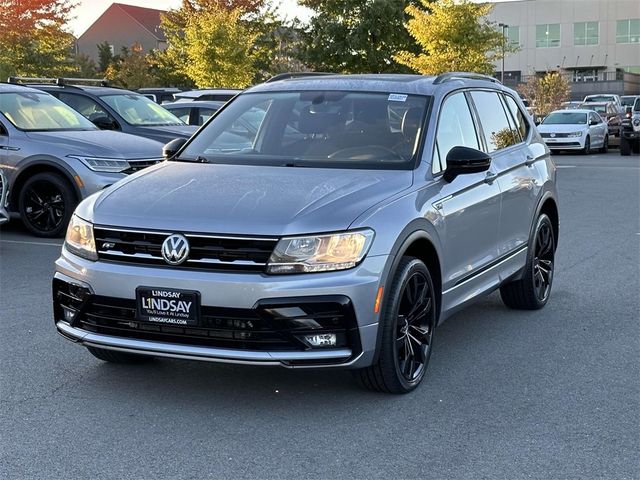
{"left": 80, "top": 162, "right": 413, "bottom": 236}
{"left": 131, "top": 124, "right": 197, "bottom": 143}
{"left": 537, "top": 124, "right": 588, "bottom": 133}
{"left": 25, "top": 130, "right": 163, "bottom": 159}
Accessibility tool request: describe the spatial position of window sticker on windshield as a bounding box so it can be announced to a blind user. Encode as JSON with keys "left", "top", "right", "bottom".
{"left": 388, "top": 93, "right": 408, "bottom": 102}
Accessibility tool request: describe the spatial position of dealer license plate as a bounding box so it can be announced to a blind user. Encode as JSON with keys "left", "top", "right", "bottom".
{"left": 136, "top": 287, "right": 200, "bottom": 326}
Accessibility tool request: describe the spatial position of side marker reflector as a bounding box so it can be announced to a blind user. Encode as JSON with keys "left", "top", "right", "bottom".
{"left": 74, "top": 175, "right": 84, "bottom": 188}
{"left": 374, "top": 286, "right": 384, "bottom": 313}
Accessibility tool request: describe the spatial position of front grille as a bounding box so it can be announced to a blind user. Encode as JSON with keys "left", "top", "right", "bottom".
{"left": 544, "top": 141, "right": 581, "bottom": 147}
{"left": 93, "top": 227, "right": 278, "bottom": 272}
{"left": 123, "top": 158, "right": 163, "bottom": 175}
{"left": 53, "top": 279, "right": 359, "bottom": 353}
{"left": 540, "top": 132, "right": 572, "bottom": 138}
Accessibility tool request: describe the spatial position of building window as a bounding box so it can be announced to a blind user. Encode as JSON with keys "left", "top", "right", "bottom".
{"left": 616, "top": 19, "right": 640, "bottom": 43}
{"left": 536, "top": 24, "right": 561, "bottom": 48}
{"left": 574, "top": 21, "right": 598, "bottom": 46}
{"left": 572, "top": 69, "right": 599, "bottom": 82}
{"left": 505, "top": 26, "right": 520, "bottom": 48}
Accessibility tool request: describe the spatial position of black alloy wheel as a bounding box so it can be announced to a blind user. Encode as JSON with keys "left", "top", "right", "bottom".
{"left": 356, "top": 257, "right": 437, "bottom": 393}
{"left": 532, "top": 219, "right": 554, "bottom": 303}
{"left": 500, "top": 214, "right": 556, "bottom": 310}
{"left": 19, "top": 172, "right": 75, "bottom": 237}
{"left": 394, "top": 270, "right": 435, "bottom": 383}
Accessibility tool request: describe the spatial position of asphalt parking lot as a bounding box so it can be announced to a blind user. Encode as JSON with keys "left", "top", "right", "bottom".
{"left": 1, "top": 151, "right": 638, "bottom": 479}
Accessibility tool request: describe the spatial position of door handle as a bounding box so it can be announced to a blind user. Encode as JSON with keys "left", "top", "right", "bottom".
{"left": 525, "top": 155, "right": 536, "bottom": 167}
{"left": 484, "top": 171, "right": 498, "bottom": 184}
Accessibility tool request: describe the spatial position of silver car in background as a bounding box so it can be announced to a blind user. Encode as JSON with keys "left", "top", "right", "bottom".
{"left": 53, "top": 73, "right": 559, "bottom": 394}
{"left": 537, "top": 109, "right": 608, "bottom": 154}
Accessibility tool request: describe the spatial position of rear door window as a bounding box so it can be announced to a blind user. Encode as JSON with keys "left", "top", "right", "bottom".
{"left": 470, "top": 91, "right": 518, "bottom": 152}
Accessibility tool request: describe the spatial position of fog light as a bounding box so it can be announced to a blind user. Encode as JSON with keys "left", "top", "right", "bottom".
{"left": 62, "top": 307, "right": 76, "bottom": 323}
{"left": 303, "top": 333, "right": 336, "bottom": 347}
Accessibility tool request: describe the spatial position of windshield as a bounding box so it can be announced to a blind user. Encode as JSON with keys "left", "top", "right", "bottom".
{"left": 0, "top": 92, "right": 97, "bottom": 131}
{"left": 621, "top": 96, "right": 636, "bottom": 106}
{"left": 634, "top": 99, "right": 640, "bottom": 112}
{"left": 100, "top": 94, "right": 184, "bottom": 126}
{"left": 542, "top": 112, "right": 587, "bottom": 125}
{"left": 584, "top": 96, "right": 614, "bottom": 103}
{"left": 180, "top": 91, "right": 430, "bottom": 169}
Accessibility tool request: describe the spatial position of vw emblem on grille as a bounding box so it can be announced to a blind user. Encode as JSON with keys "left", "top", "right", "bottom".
{"left": 550, "top": 133, "right": 556, "bottom": 137}
{"left": 161, "top": 234, "right": 190, "bottom": 265}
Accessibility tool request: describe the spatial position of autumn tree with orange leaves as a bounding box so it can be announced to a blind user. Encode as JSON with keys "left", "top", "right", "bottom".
{"left": 0, "top": 0, "right": 77, "bottom": 79}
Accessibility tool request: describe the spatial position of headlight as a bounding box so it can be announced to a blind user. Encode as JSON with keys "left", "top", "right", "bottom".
{"left": 68, "top": 155, "right": 130, "bottom": 173}
{"left": 567, "top": 131, "right": 583, "bottom": 137}
{"left": 64, "top": 214, "right": 98, "bottom": 261}
{"left": 266, "top": 229, "right": 374, "bottom": 274}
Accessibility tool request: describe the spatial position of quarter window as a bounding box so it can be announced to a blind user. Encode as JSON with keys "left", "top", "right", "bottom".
{"left": 470, "top": 91, "right": 518, "bottom": 152}
{"left": 574, "top": 21, "right": 599, "bottom": 46}
{"left": 434, "top": 92, "right": 479, "bottom": 174}
{"left": 616, "top": 19, "right": 640, "bottom": 43}
{"left": 503, "top": 95, "right": 529, "bottom": 141}
{"left": 536, "top": 23, "right": 561, "bottom": 48}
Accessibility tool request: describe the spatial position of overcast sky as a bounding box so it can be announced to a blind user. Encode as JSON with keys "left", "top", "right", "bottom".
{"left": 69, "top": 0, "right": 313, "bottom": 36}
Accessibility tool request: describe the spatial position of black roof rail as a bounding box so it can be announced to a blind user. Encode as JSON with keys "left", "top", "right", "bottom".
{"left": 7, "top": 76, "right": 110, "bottom": 87}
{"left": 7, "top": 76, "right": 57, "bottom": 84}
{"left": 432, "top": 72, "right": 502, "bottom": 85}
{"left": 55, "top": 77, "right": 110, "bottom": 87}
{"left": 265, "top": 72, "right": 334, "bottom": 83}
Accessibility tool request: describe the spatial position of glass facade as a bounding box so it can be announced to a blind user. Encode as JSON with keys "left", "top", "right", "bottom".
{"left": 616, "top": 19, "right": 640, "bottom": 43}
{"left": 536, "top": 24, "right": 561, "bottom": 48}
{"left": 574, "top": 21, "right": 599, "bottom": 46}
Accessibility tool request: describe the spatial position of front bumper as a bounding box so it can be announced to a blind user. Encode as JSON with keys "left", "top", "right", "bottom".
{"left": 542, "top": 137, "right": 584, "bottom": 150}
{"left": 54, "top": 248, "right": 387, "bottom": 368}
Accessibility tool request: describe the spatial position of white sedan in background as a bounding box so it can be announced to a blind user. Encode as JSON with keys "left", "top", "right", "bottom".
{"left": 537, "top": 109, "right": 608, "bottom": 154}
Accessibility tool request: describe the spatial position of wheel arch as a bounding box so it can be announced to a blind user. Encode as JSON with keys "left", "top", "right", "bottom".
{"left": 372, "top": 222, "right": 443, "bottom": 363}
{"left": 10, "top": 161, "right": 81, "bottom": 211}
{"left": 537, "top": 194, "right": 559, "bottom": 249}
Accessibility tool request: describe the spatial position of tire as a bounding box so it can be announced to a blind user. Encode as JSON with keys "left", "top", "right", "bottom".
{"left": 599, "top": 135, "right": 608, "bottom": 153}
{"left": 18, "top": 172, "right": 75, "bottom": 237}
{"left": 500, "top": 214, "right": 555, "bottom": 310}
{"left": 87, "top": 346, "right": 152, "bottom": 364}
{"left": 633, "top": 141, "right": 640, "bottom": 155}
{"left": 581, "top": 136, "right": 590, "bottom": 155}
{"left": 620, "top": 137, "right": 631, "bottom": 156}
{"left": 355, "top": 257, "right": 437, "bottom": 394}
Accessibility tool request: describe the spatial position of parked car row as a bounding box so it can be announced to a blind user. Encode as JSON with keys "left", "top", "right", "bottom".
{"left": 0, "top": 82, "right": 168, "bottom": 236}
{"left": 620, "top": 96, "right": 640, "bottom": 156}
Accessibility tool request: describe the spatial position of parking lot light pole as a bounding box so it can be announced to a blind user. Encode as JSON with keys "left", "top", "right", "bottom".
{"left": 499, "top": 23, "right": 508, "bottom": 83}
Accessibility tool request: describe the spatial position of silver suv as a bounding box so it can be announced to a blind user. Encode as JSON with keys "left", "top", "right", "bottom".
{"left": 0, "top": 84, "right": 164, "bottom": 237}
{"left": 53, "top": 73, "right": 559, "bottom": 393}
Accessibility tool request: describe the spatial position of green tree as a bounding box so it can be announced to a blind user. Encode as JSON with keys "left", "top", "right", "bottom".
{"left": 395, "top": 0, "right": 511, "bottom": 75}
{"left": 518, "top": 72, "right": 570, "bottom": 118}
{"left": 300, "top": 0, "right": 420, "bottom": 73}
{"left": 0, "top": 0, "right": 77, "bottom": 79}
{"left": 96, "top": 41, "right": 114, "bottom": 73}
{"left": 182, "top": 7, "right": 257, "bottom": 87}
{"left": 105, "top": 43, "right": 158, "bottom": 89}
{"left": 73, "top": 53, "right": 97, "bottom": 77}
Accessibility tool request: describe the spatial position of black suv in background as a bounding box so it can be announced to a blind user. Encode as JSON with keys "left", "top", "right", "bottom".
{"left": 7, "top": 78, "right": 197, "bottom": 144}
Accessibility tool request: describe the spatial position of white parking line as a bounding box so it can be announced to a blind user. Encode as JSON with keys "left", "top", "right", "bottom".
{"left": 0, "top": 239, "right": 62, "bottom": 247}
{"left": 556, "top": 165, "right": 577, "bottom": 168}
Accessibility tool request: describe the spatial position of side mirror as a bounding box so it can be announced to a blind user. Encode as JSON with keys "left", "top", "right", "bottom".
{"left": 91, "top": 116, "right": 117, "bottom": 130}
{"left": 589, "top": 119, "right": 598, "bottom": 126}
{"left": 443, "top": 146, "right": 491, "bottom": 183}
{"left": 163, "top": 138, "right": 188, "bottom": 160}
